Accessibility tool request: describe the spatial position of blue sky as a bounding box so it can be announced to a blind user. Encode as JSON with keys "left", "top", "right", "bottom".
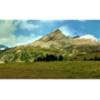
{"left": 0, "top": 20, "right": 100, "bottom": 47}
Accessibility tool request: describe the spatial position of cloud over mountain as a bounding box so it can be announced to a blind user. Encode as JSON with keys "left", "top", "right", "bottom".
{"left": 77, "top": 34, "right": 97, "bottom": 41}
{"left": 0, "top": 20, "right": 100, "bottom": 47}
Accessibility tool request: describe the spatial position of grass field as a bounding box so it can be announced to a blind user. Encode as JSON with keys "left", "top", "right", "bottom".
{"left": 0, "top": 61, "right": 100, "bottom": 79}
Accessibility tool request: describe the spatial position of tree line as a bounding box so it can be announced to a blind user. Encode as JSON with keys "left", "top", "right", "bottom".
{"left": 84, "top": 56, "right": 100, "bottom": 61}
{"left": 34, "top": 54, "right": 63, "bottom": 62}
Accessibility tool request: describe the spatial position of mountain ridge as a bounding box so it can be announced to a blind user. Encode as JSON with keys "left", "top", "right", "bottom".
{"left": 0, "top": 29, "right": 99, "bottom": 63}
{"left": 32, "top": 29, "right": 98, "bottom": 48}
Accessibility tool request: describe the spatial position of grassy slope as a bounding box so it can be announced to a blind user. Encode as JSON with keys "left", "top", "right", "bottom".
{"left": 0, "top": 61, "right": 100, "bottom": 79}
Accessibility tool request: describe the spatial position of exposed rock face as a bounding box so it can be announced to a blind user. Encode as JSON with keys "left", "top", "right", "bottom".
{"left": 32, "top": 29, "right": 72, "bottom": 49}
{"left": 72, "top": 34, "right": 97, "bottom": 45}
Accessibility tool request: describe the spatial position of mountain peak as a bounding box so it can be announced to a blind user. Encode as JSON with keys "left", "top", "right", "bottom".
{"left": 39, "top": 29, "right": 66, "bottom": 42}
{"left": 53, "top": 29, "right": 62, "bottom": 33}
{"left": 32, "top": 29, "right": 71, "bottom": 49}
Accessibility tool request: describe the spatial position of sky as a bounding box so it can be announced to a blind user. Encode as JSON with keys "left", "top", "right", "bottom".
{"left": 0, "top": 20, "right": 100, "bottom": 47}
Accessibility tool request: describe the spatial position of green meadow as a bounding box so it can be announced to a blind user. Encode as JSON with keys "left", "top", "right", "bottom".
{"left": 0, "top": 61, "right": 100, "bottom": 79}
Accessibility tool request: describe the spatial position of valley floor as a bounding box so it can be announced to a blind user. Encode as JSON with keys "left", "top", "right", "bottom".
{"left": 0, "top": 61, "right": 100, "bottom": 79}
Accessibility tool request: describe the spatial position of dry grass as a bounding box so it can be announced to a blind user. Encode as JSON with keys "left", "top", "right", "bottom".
{"left": 0, "top": 61, "right": 100, "bottom": 79}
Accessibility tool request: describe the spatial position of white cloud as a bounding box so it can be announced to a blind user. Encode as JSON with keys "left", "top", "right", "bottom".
{"left": 0, "top": 21, "right": 16, "bottom": 47}
{"left": 59, "top": 26, "right": 72, "bottom": 36}
{"left": 16, "top": 21, "right": 40, "bottom": 31}
{"left": 0, "top": 20, "right": 41, "bottom": 47}
{"left": 0, "top": 21, "right": 15, "bottom": 37}
{"left": 77, "top": 34, "right": 97, "bottom": 41}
